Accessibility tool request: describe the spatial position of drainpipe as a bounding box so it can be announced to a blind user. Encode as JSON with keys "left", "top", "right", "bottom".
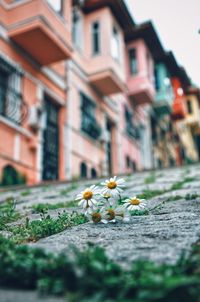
{"left": 65, "top": 61, "right": 73, "bottom": 180}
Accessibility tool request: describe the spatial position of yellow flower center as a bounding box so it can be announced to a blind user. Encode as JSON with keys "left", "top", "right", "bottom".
{"left": 107, "top": 209, "right": 115, "bottom": 220}
{"left": 107, "top": 181, "right": 117, "bottom": 189}
{"left": 83, "top": 191, "right": 93, "bottom": 200}
{"left": 92, "top": 213, "right": 101, "bottom": 223}
{"left": 130, "top": 198, "right": 140, "bottom": 205}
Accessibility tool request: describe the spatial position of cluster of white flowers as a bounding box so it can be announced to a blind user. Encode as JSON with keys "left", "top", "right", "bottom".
{"left": 75, "top": 176, "right": 147, "bottom": 224}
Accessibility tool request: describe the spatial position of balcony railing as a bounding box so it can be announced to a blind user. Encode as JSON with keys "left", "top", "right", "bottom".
{"left": 0, "top": 85, "right": 28, "bottom": 125}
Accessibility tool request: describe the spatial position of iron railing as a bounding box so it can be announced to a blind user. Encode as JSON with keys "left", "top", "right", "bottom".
{"left": 81, "top": 112, "right": 101, "bottom": 140}
{"left": 0, "top": 85, "right": 28, "bottom": 125}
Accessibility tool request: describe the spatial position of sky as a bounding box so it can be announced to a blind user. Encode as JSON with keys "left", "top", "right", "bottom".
{"left": 125, "top": 0, "right": 200, "bottom": 86}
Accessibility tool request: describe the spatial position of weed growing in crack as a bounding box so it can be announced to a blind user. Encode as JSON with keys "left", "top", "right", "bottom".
{"left": 171, "top": 177, "right": 195, "bottom": 190}
{"left": 144, "top": 173, "right": 156, "bottom": 184}
{"left": 32, "top": 200, "right": 77, "bottom": 213}
{"left": 0, "top": 198, "right": 21, "bottom": 230}
{"left": 8, "top": 210, "right": 87, "bottom": 244}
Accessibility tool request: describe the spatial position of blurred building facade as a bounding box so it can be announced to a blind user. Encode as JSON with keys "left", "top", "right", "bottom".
{"left": 0, "top": 0, "right": 199, "bottom": 185}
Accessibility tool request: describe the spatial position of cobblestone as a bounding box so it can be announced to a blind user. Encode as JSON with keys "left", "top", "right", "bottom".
{"left": 1, "top": 164, "right": 200, "bottom": 300}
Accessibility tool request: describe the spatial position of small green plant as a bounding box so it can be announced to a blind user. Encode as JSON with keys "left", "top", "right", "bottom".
{"left": 137, "top": 189, "right": 166, "bottom": 199}
{"left": 130, "top": 209, "right": 149, "bottom": 216}
{"left": 166, "top": 195, "right": 183, "bottom": 202}
{"left": 8, "top": 210, "right": 87, "bottom": 243}
{"left": 185, "top": 193, "right": 199, "bottom": 200}
{"left": 60, "top": 184, "right": 78, "bottom": 196}
{"left": 171, "top": 177, "right": 195, "bottom": 190}
{"left": 0, "top": 198, "right": 21, "bottom": 230}
{"left": 32, "top": 200, "right": 77, "bottom": 213}
{"left": 144, "top": 173, "right": 156, "bottom": 184}
{"left": 21, "top": 189, "right": 31, "bottom": 197}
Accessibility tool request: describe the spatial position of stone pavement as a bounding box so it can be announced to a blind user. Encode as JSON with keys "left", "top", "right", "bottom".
{"left": 0, "top": 164, "right": 200, "bottom": 301}
{"left": 0, "top": 164, "right": 200, "bottom": 268}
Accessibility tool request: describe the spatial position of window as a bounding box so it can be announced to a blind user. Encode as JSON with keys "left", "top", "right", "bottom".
{"left": 0, "top": 57, "right": 22, "bottom": 124}
{"left": 111, "top": 26, "right": 120, "bottom": 60}
{"left": 80, "top": 93, "right": 101, "bottom": 139}
{"left": 146, "top": 51, "right": 152, "bottom": 79}
{"left": 47, "top": 0, "right": 63, "bottom": 14}
{"left": 80, "top": 162, "right": 87, "bottom": 178}
{"left": 129, "top": 48, "right": 137, "bottom": 75}
{"left": 124, "top": 105, "right": 135, "bottom": 139}
{"left": 187, "top": 100, "right": 193, "bottom": 114}
{"left": 72, "top": 9, "right": 83, "bottom": 51}
{"left": 154, "top": 66, "right": 160, "bottom": 90}
{"left": 92, "top": 21, "right": 100, "bottom": 55}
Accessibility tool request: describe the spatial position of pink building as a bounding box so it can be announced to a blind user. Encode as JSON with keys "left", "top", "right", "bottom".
{"left": 66, "top": 0, "right": 144, "bottom": 179}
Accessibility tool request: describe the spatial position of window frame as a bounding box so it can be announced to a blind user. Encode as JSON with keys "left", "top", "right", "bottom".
{"left": 91, "top": 20, "right": 101, "bottom": 55}
{"left": 46, "top": 0, "right": 63, "bottom": 16}
{"left": 187, "top": 99, "right": 193, "bottom": 114}
{"left": 111, "top": 25, "right": 121, "bottom": 61}
{"left": 80, "top": 92, "right": 101, "bottom": 140}
{"left": 0, "top": 62, "right": 22, "bottom": 125}
{"left": 128, "top": 48, "right": 137, "bottom": 75}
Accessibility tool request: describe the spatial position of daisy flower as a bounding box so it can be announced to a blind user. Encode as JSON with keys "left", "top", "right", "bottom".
{"left": 101, "top": 205, "right": 130, "bottom": 223}
{"left": 101, "top": 176, "right": 125, "bottom": 197}
{"left": 99, "top": 193, "right": 116, "bottom": 207}
{"left": 90, "top": 210, "right": 102, "bottom": 224}
{"left": 75, "top": 185, "right": 99, "bottom": 210}
{"left": 122, "top": 196, "right": 147, "bottom": 211}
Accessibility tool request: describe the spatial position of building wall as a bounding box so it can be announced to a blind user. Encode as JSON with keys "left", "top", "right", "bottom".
{"left": 0, "top": 0, "right": 69, "bottom": 184}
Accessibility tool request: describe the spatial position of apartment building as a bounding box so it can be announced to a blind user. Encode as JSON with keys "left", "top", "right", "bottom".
{"left": 184, "top": 87, "right": 200, "bottom": 161}
{"left": 0, "top": 0, "right": 73, "bottom": 184}
{"left": 0, "top": 0, "right": 199, "bottom": 186}
{"left": 171, "top": 69, "right": 199, "bottom": 164}
{"left": 66, "top": 0, "right": 143, "bottom": 179}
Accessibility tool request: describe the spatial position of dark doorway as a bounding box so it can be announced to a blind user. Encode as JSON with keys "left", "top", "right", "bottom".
{"left": 91, "top": 168, "right": 97, "bottom": 178}
{"left": 42, "top": 96, "right": 59, "bottom": 181}
{"left": 196, "top": 135, "right": 200, "bottom": 160}
{"left": 106, "top": 119, "right": 113, "bottom": 175}
{"left": 80, "top": 162, "right": 87, "bottom": 178}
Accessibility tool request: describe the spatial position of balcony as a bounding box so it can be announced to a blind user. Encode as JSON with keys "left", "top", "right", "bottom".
{"left": 171, "top": 99, "right": 187, "bottom": 121}
{"left": 186, "top": 112, "right": 200, "bottom": 127}
{"left": 153, "top": 92, "right": 173, "bottom": 116}
{"left": 127, "top": 74, "right": 155, "bottom": 105}
{"left": 87, "top": 56, "right": 126, "bottom": 95}
{"left": 6, "top": 0, "right": 72, "bottom": 65}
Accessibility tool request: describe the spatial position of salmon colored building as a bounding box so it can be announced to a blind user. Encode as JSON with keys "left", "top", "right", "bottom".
{"left": 0, "top": 0, "right": 199, "bottom": 186}
{"left": 0, "top": 0, "right": 73, "bottom": 184}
